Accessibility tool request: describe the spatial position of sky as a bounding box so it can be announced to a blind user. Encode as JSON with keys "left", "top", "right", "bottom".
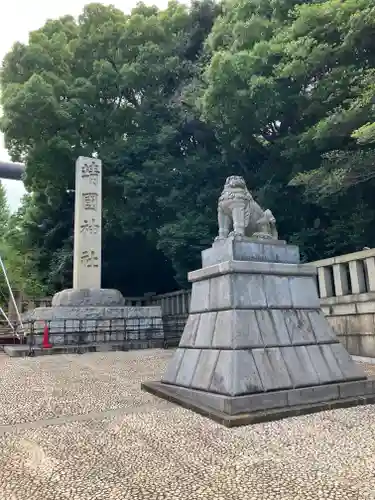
{"left": 0, "top": 0, "right": 170, "bottom": 211}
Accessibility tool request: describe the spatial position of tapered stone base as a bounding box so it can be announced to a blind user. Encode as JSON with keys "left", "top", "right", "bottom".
{"left": 142, "top": 379, "right": 375, "bottom": 427}
{"left": 143, "top": 238, "right": 375, "bottom": 426}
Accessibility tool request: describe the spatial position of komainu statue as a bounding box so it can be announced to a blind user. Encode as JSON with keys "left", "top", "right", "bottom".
{"left": 216, "top": 176, "right": 278, "bottom": 240}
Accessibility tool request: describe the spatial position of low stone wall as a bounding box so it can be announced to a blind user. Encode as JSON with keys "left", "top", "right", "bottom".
{"left": 22, "top": 306, "right": 163, "bottom": 346}
{"left": 313, "top": 249, "right": 375, "bottom": 358}
{"left": 319, "top": 294, "right": 375, "bottom": 358}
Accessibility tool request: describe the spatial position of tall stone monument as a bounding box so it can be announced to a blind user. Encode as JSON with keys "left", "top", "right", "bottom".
{"left": 73, "top": 157, "right": 102, "bottom": 290}
{"left": 142, "top": 176, "right": 375, "bottom": 426}
{"left": 22, "top": 157, "right": 163, "bottom": 347}
{"left": 52, "top": 157, "right": 123, "bottom": 307}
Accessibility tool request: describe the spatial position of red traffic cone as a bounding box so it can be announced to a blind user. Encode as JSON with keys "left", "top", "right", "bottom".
{"left": 42, "top": 322, "right": 52, "bottom": 348}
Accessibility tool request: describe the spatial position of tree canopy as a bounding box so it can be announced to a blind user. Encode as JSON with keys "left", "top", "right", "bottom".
{"left": 1, "top": 0, "right": 375, "bottom": 296}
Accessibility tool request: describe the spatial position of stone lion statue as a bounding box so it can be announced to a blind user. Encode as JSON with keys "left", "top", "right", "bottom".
{"left": 215, "top": 176, "right": 278, "bottom": 240}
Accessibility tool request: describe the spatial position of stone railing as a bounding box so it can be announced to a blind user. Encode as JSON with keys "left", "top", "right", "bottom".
{"left": 147, "top": 289, "right": 191, "bottom": 317}
{"left": 311, "top": 248, "right": 375, "bottom": 358}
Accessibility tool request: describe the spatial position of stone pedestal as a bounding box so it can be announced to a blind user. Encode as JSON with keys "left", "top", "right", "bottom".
{"left": 23, "top": 288, "right": 163, "bottom": 346}
{"left": 52, "top": 288, "right": 125, "bottom": 307}
{"left": 142, "top": 237, "right": 374, "bottom": 426}
{"left": 23, "top": 301, "right": 163, "bottom": 346}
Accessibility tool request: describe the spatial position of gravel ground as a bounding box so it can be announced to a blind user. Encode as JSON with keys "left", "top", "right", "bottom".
{"left": 0, "top": 349, "right": 374, "bottom": 500}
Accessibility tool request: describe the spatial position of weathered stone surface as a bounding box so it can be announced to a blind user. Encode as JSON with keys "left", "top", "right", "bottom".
{"left": 269, "top": 244, "right": 300, "bottom": 266}
{"left": 333, "top": 263, "right": 350, "bottom": 296}
{"left": 175, "top": 349, "right": 201, "bottom": 387}
{"left": 5, "top": 340, "right": 166, "bottom": 357}
{"left": 287, "top": 384, "right": 339, "bottom": 406}
{"left": 330, "top": 343, "right": 366, "bottom": 380}
{"left": 189, "top": 260, "right": 316, "bottom": 283}
{"left": 228, "top": 390, "right": 288, "bottom": 415}
{"left": 189, "top": 280, "right": 210, "bottom": 313}
{"left": 289, "top": 276, "right": 320, "bottom": 308}
{"left": 212, "top": 310, "right": 264, "bottom": 349}
{"left": 179, "top": 314, "right": 200, "bottom": 347}
{"left": 263, "top": 275, "right": 292, "bottom": 308}
{"left": 338, "top": 380, "right": 370, "bottom": 399}
{"left": 307, "top": 310, "right": 336, "bottom": 343}
{"left": 232, "top": 274, "right": 267, "bottom": 308}
{"left": 346, "top": 314, "right": 375, "bottom": 335}
{"left": 24, "top": 305, "right": 161, "bottom": 321}
{"left": 209, "top": 350, "right": 263, "bottom": 396}
{"left": 52, "top": 288, "right": 125, "bottom": 307}
{"left": 283, "top": 309, "right": 316, "bottom": 345}
{"left": 209, "top": 350, "right": 233, "bottom": 395}
{"left": 202, "top": 237, "right": 299, "bottom": 267}
{"left": 256, "top": 310, "right": 279, "bottom": 346}
{"left": 304, "top": 345, "right": 343, "bottom": 384}
{"left": 73, "top": 156, "right": 102, "bottom": 289}
{"left": 318, "top": 343, "right": 344, "bottom": 380}
{"left": 22, "top": 305, "right": 164, "bottom": 346}
{"left": 232, "top": 310, "right": 263, "bottom": 348}
{"left": 194, "top": 312, "right": 217, "bottom": 347}
{"left": 191, "top": 350, "right": 219, "bottom": 391}
{"left": 209, "top": 275, "right": 232, "bottom": 310}
{"left": 252, "top": 348, "right": 293, "bottom": 391}
{"left": 161, "top": 348, "right": 186, "bottom": 384}
{"left": 211, "top": 310, "right": 233, "bottom": 348}
{"left": 232, "top": 350, "right": 264, "bottom": 395}
{"left": 269, "top": 310, "right": 292, "bottom": 345}
{"left": 281, "top": 346, "right": 320, "bottom": 387}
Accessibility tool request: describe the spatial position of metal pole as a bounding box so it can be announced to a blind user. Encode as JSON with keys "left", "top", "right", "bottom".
{"left": 0, "top": 306, "right": 15, "bottom": 332}
{"left": 0, "top": 255, "right": 24, "bottom": 334}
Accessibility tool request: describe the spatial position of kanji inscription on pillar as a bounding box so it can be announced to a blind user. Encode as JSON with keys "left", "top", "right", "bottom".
{"left": 73, "top": 157, "right": 102, "bottom": 289}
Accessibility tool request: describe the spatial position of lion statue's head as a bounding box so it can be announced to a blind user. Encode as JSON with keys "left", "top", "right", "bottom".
{"left": 219, "top": 175, "right": 252, "bottom": 205}
{"left": 224, "top": 175, "right": 247, "bottom": 190}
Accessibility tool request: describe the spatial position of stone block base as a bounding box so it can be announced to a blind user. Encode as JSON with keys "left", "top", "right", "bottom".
{"left": 4, "top": 340, "right": 166, "bottom": 357}
{"left": 22, "top": 305, "right": 163, "bottom": 346}
{"left": 52, "top": 288, "right": 125, "bottom": 307}
{"left": 202, "top": 236, "right": 298, "bottom": 267}
{"left": 142, "top": 379, "right": 375, "bottom": 427}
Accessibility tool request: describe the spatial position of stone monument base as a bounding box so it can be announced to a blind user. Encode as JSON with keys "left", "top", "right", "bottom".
{"left": 142, "top": 237, "right": 375, "bottom": 426}
{"left": 51, "top": 288, "right": 125, "bottom": 307}
{"left": 22, "top": 288, "right": 164, "bottom": 347}
{"left": 142, "top": 378, "right": 375, "bottom": 427}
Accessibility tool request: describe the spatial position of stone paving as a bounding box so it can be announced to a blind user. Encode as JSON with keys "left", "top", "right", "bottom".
{"left": 0, "top": 350, "right": 375, "bottom": 500}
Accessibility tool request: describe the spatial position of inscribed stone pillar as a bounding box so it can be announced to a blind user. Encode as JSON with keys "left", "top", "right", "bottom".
{"left": 73, "top": 157, "right": 102, "bottom": 289}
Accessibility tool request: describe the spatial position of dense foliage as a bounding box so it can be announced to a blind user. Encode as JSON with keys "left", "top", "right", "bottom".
{"left": 0, "top": 187, "right": 44, "bottom": 300}
{"left": 1, "top": 0, "right": 375, "bottom": 295}
{"left": 0, "top": 181, "right": 10, "bottom": 305}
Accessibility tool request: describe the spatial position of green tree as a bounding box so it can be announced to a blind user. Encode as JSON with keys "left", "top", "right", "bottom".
{"left": 202, "top": 0, "right": 375, "bottom": 260}
{"left": 0, "top": 181, "right": 10, "bottom": 307}
{"left": 0, "top": 181, "right": 9, "bottom": 229}
{"left": 0, "top": 1, "right": 223, "bottom": 292}
{"left": 0, "top": 192, "right": 46, "bottom": 299}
